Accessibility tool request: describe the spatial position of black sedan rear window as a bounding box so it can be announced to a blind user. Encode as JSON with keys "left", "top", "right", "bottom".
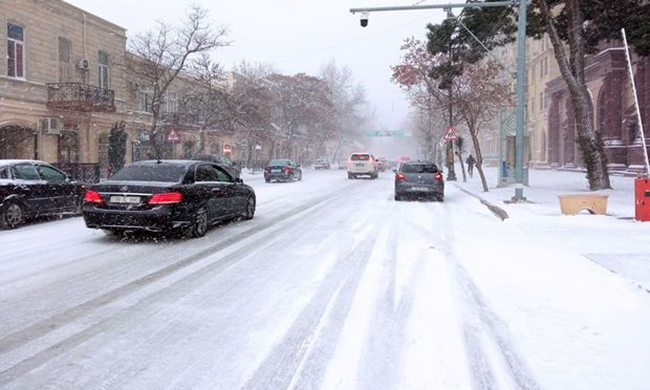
{"left": 110, "top": 165, "right": 187, "bottom": 182}
{"left": 269, "top": 159, "right": 290, "bottom": 166}
{"left": 401, "top": 164, "right": 438, "bottom": 173}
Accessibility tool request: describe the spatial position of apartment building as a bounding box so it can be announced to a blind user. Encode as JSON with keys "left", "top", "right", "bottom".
{"left": 0, "top": 0, "right": 243, "bottom": 179}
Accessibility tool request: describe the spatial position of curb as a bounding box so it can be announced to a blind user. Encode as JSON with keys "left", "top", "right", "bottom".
{"left": 454, "top": 185, "right": 510, "bottom": 221}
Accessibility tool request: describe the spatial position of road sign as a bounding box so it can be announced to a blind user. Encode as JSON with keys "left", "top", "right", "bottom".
{"left": 167, "top": 129, "right": 181, "bottom": 143}
{"left": 442, "top": 126, "right": 458, "bottom": 142}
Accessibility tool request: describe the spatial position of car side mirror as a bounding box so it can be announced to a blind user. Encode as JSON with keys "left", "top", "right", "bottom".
{"left": 392, "top": 169, "right": 397, "bottom": 173}
{"left": 235, "top": 178, "right": 244, "bottom": 184}
{"left": 297, "top": 164, "right": 301, "bottom": 168}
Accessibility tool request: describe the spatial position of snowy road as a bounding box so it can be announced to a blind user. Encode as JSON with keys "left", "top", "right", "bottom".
{"left": 1, "top": 170, "right": 649, "bottom": 390}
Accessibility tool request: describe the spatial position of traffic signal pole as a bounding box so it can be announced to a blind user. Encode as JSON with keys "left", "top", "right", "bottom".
{"left": 351, "top": 0, "right": 528, "bottom": 201}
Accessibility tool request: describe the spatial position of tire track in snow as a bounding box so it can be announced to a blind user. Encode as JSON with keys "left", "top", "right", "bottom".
{"left": 0, "top": 181, "right": 362, "bottom": 361}
{"left": 240, "top": 203, "right": 385, "bottom": 390}
{"left": 428, "top": 193, "right": 543, "bottom": 390}
{"left": 356, "top": 206, "right": 425, "bottom": 390}
{"left": 0, "top": 181, "right": 369, "bottom": 388}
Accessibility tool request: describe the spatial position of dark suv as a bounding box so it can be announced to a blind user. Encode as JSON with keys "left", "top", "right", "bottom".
{"left": 192, "top": 154, "right": 241, "bottom": 179}
{"left": 394, "top": 161, "right": 444, "bottom": 201}
{"left": 0, "top": 160, "right": 84, "bottom": 229}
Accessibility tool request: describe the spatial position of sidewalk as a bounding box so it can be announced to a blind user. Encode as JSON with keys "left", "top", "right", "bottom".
{"left": 455, "top": 166, "right": 650, "bottom": 290}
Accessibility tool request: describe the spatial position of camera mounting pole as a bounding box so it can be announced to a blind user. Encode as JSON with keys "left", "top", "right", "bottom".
{"left": 351, "top": 0, "right": 530, "bottom": 202}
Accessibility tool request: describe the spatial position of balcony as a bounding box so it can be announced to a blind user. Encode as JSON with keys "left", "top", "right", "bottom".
{"left": 47, "top": 83, "right": 116, "bottom": 113}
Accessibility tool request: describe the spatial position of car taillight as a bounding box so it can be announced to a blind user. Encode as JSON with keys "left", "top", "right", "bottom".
{"left": 264, "top": 167, "right": 270, "bottom": 173}
{"left": 435, "top": 173, "right": 443, "bottom": 182}
{"left": 149, "top": 192, "right": 183, "bottom": 205}
{"left": 84, "top": 190, "right": 103, "bottom": 204}
{"left": 285, "top": 167, "right": 291, "bottom": 174}
{"left": 396, "top": 173, "right": 406, "bottom": 181}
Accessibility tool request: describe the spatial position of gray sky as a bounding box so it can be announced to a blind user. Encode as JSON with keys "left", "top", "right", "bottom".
{"left": 66, "top": 0, "right": 447, "bottom": 130}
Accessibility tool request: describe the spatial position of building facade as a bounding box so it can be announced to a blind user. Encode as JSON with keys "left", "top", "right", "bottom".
{"left": 0, "top": 0, "right": 244, "bottom": 179}
{"left": 546, "top": 42, "right": 650, "bottom": 173}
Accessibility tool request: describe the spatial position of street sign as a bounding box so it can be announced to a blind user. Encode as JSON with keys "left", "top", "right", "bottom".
{"left": 442, "top": 126, "right": 458, "bottom": 142}
{"left": 167, "top": 129, "right": 181, "bottom": 143}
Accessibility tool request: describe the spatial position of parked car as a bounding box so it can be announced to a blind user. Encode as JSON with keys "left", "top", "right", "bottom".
{"left": 192, "top": 154, "right": 241, "bottom": 179}
{"left": 82, "top": 160, "right": 256, "bottom": 238}
{"left": 314, "top": 159, "right": 331, "bottom": 170}
{"left": 0, "top": 160, "right": 85, "bottom": 229}
{"left": 264, "top": 159, "right": 303, "bottom": 183}
{"left": 347, "top": 153, "right": 379, "bottom": 179}
{"left": 338, "top": 159, "right": 348, "bottom": 170}
{"left": 394, "top": 161, "right": 444, "bottom": 201}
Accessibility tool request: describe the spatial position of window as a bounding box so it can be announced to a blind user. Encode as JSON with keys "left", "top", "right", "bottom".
{"left": 544, "top": 57, "right": 549, "bottom": 76}
{"left": 11, "top": 164, "right": 39, "bottom": 180}
{"left": 195, "top": 165, "right": 220, "bottom": 182}
{"left": 215, "top": 167, "right": 232, "bottom": 182}
{"left": 540, "top": 92, "right": 544, "bottom": 111}
{"left": 163, "top": 93, "right": 178, "bottom": 113}
{"left": 37, "top": 165, "right": 67, "bottom": 183}
{"left": 401, "top": 163, "right": 439, "bottom": 173}
{"left": 7, "top": 23, "right": 25, "bottom": 78}
{"left": 139, "top": 88, "right": 151, "bottom": 113}
{"left": 58, "top": 38, "right": 72, "bottom": 82}
{"left": 0, "top": 166, "right": 9, "bottom": 179}
{"left": 99, "top": 51, "right": 109, "bottom": 89}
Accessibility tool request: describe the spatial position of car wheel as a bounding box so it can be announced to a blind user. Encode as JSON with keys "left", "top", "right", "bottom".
{"left": 0, "top": 201, "right": 25, "bottom": 229}
{"left": 394, "top": 193, "right": 402, "bottom": 201}
{"left": 437, "top": 194, "right": 445, "bottom": 202}
{"left": 348, "top": 173, "right": 355, "bottom": 180}
{"left": 265, "top": 178, "right": 271, "bottom": 183}
{"left": 187, "top": 206, "right": 209, "bottom": 238}
{"left": 298, "top": 173, "right": 303, "bottom": 181}
{"left": 243, "top": 197, "right": 256, "bottom": 220}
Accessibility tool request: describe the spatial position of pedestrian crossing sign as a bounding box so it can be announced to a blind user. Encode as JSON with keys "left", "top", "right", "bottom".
{"left": 443, "top": 126, "right": 458, "bottom": 142}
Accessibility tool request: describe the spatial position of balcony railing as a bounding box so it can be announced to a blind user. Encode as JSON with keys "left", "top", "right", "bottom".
{"left": 47, "top": 83, "right": 116, "bottom": 113}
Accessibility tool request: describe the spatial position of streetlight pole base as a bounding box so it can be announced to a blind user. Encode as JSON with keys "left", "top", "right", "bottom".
{"left": 505, "top": 187, "right": 530, "bottom": 203}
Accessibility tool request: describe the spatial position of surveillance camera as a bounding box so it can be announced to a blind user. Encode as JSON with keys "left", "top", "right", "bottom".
{"left": 360, "top": 12, "right": 369, "bottom": 28}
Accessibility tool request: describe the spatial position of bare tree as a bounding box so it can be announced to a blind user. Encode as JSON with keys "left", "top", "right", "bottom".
{"left": 319, "top": 60, "right": 368, "bottom": 162}
{"left": 127, "top": 5, "right": 229, "bottom": 158}
{"left": 452, "top": 61, "right": 512, "bottom": 192}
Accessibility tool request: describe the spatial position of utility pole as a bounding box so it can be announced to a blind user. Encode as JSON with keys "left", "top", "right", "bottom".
{"left": 446, "top": 39, "right": 457, "bottom": 181}
{"left": 350, "top": 0, "right": 527, "bottom": 200}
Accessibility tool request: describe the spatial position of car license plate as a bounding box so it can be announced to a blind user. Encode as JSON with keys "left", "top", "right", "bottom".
{"left": 355, "top": 163, "right": 365, "bottom": 167}
{"left": 412, "top": 187, "right": 429, "bottom": 191}
{"left": 272, "top": 169, "right": 281, "bottom": 173}
{"left": 110, "top": 195, "right": 140, "bottom": 204}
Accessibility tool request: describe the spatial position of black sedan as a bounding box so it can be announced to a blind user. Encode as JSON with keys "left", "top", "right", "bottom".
{"left": 264, "top": 159, "right": 303, "bottom": 183}
{"left": 394, "top": 161, "right": 444, "bottom": 202}
{"left": 82, "top": 160, "right": 256, "bottom": 238}
{"left": 0, "top": 160, "right": 84, "bottom": 229}
{"left": 192, "top": 154, "right": 241, "bottom": 179}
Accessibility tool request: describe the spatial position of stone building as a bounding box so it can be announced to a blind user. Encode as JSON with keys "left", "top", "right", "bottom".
{"left": 546, "top": 42, "right": 650, "bottom": 173}
{"left": 0, "top": 0, "right": 243, "bottom": 179}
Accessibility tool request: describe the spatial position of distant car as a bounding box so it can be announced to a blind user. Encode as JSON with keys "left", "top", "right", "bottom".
{"left": 348, "top": 153, "right": 379, "bottom": 179}
{"left": 314, "top": 159, "right": 331, "bottom": 170}
{"left": 192, "top": 154, "right": 240, "bottom": 179}
{"left": 82, "top": 160, "right": 255, "bottom": 238}
{"left": 338, "top": 159, "right": 348, "bottom": 170}
{"left": 394, "top": 161, "right": 444, "bottom": 201}
{"left": 264, "top": 159, "right": 303, "bottom": 183}
{"left": 0, "top": 160, "right": 85, "bottom": 229}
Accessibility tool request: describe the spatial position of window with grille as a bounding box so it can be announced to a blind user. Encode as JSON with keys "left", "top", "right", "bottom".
{"left": 7, "top": 23, "right": 25, "bottom": 78}
{"left": 99, "top": 51, "right": 110, "bottom": 89}
{"left": 139, "top": 88, "right": 151, "bottom": 113}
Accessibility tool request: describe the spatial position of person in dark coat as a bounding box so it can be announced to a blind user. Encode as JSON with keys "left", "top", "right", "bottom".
{"left": 466, "top": 154, "right": 476, "bottom": 178}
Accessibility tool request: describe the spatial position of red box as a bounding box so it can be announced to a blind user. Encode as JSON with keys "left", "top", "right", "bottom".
{"left": 635, "top": 178, "right": 650, "bottom": 222}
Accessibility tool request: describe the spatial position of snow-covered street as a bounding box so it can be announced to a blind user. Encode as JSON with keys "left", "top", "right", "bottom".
{"left": 1, "top": 169, "right": 650, "bottom": 390}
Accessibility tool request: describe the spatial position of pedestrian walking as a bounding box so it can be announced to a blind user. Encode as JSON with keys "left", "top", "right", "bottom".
{"left": 466, "top": 154, "right": 476, "bottom": 178}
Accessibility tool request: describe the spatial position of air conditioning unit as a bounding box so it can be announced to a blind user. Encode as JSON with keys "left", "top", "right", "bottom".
{"left": 39, "top": 118, "right": 63, "bottom": 135}
{"left": 76, "top": 59, "right": 89, "bottom": 71}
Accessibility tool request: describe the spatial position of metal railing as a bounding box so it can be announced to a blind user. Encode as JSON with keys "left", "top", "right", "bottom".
{"left": 47, "top": 83, "right": 116, "bottom": 113}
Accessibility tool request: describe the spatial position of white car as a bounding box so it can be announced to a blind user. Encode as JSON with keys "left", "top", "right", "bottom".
{"left": 347, "top": 153, "right": 379, "bottom": 179}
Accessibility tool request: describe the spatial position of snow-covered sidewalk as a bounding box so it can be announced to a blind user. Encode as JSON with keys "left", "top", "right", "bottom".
{"left": 456, "top": 166, "right": 650, "bottom": 291}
